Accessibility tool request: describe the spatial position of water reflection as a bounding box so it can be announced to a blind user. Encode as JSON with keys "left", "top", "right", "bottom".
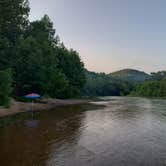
{"left": 0, "top": 105, "right": 87, "bottom": 166}
{"left": 0, "top": 98, "right": 166, "bottom": 166}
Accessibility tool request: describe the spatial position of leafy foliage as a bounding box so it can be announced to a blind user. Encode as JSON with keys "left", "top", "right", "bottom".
{"left": 0, "top": 2, "right": 86, "bottom": 100}
{"left": 0, "top": 0, "right": 29, "bottom": 42}
{"left": 83, "top": 70, "right": 134, "bottom": 96}
{"left": 0, "top": 69, "right": 12, "bottom": 107}
{"left": 57, "top": 48, "right": 85, "bottom": 97}
{"left": 151, "top": 71, "right": 166, "bottom": 81}
{"left": 0, "top": 0, "right": 29, "bottom": 70}
{"left": 131, "top": 71, "right": 166, "bottom": 97}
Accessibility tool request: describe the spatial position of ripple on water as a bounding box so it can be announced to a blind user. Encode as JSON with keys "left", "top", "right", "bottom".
{"left": 0, "top": 97, "right": 166, "bottom": 166}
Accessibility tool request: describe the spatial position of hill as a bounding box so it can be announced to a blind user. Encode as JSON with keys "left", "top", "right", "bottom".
{"left": 110, "top": 69, "right": 150, "bottom": 82}
{"left": 83, "top": 70, "right": 134, "bottom": 96}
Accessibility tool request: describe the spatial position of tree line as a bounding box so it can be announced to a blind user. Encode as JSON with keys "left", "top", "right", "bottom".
{"left": 132, "top": 71, "right": 166, "bottom": 97}
{"left": 83, "top": 69, "right": 166, "bottom": 98}
{"left": 0, "top": 0, "right": 85, "bottom": 107}
{"left": 83, "top": 70, "right": 134, "bottom": 97}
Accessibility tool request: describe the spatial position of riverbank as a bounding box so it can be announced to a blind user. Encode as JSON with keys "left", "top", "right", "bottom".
{"left": 0, "top": 98, "right": 90, "bottom": 118}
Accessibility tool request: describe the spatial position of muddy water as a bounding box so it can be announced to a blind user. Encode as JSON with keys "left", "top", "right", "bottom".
{"left": 0, "top": 97, "right": 166, "bottom": 166}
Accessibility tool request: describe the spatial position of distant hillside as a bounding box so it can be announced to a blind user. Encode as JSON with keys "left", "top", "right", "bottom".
{"left": 83, "top": 70, "right": 135, "bottom": 96}
{"left": 110, "top": 69, "right": 150, "bottom": 82}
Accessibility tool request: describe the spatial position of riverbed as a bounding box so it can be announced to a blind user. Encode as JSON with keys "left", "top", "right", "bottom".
{"left": 0, "top": 97, "right": 166, "bottom": 166}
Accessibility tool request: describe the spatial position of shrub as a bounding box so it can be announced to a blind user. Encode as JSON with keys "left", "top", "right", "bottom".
{"left": 0, "top": 69, "right": 13, "bottom": 108}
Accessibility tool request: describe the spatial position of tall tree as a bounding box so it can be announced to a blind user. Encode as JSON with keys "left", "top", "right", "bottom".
{"left": 0, "top": 0, "right": 30, "bottom": 70}
{"left": 25, "top": 14, "right": 59, "bottom": 46}
{"left": 0, "top": 0, "right": 29, "bottom": 42}
{"left": 14, "top": 16, "right": 69, "bottom": 97}
{"left": 57, "top": 47, "right": 86, "bottom": 97}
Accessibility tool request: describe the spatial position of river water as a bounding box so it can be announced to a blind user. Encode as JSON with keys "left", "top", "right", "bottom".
{"left": 0, "top": 97, "right": 166, "bottom": 166}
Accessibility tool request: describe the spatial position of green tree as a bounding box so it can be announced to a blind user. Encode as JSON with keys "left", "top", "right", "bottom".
{"left": 0, "top": 0, "right": 29, "bottom": 42}
{"left": 57, "top": 47, "right": 86, "bottom": 97}
{"left": 0, "top": 0, "right": 30, "bottom": 70}
{"left": 14, "top": 35, "right": 68, "bottom": 98}
{"left": 0, "top": 69, "right": 12, "bottom": 107}
{"left": 0, "top": 1, "right": 86, "bottom": 99}
{"left": 83, "top": 70, "right": 134, "bottom": 97}
{"left": 14, "top": 16, "right": 70, "bottom": 98}
{"left": 132, "top": 80, "right": 166, "bottom": 97}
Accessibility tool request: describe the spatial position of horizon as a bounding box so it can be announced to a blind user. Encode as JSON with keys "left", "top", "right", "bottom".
{"left": 29, "top": 0, "right": 166, "bottom": 73}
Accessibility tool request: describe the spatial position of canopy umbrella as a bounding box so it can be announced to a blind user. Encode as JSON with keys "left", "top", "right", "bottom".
{"left": 25, "top": 93, "right": 41, "bottom": 99}
{"left": 25, "top": 93, "right": 41, "bottom": 115}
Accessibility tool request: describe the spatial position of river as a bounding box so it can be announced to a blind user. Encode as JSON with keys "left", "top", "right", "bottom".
{"left": 0, "top": 97, "right": 166, "bottom": 166}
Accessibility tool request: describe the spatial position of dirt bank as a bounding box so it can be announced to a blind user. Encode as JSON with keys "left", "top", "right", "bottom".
{"left": 0, "top": 98, "right": 90, "bottom": 118}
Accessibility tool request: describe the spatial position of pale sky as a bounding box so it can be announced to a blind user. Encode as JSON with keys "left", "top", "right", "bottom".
{"left": 29, "top": 0, "right": 166, "bottom": 73}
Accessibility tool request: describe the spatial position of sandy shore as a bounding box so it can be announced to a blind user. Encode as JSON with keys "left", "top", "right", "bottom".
{"left": 0, "top": 98, "right": 90, "bottom": 118}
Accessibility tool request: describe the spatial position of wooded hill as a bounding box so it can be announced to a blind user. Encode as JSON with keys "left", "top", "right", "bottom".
{"left": 83, "top": 69, "right": 166, "bottom": 98}
{"left": 110, "top": 69, "right": 150, "bottom": 82}
{"left": 83, "top": 69, "right": 147, "bottom": 96}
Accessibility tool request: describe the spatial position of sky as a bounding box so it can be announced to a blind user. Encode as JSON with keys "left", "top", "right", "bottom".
{"left": 29, "top": 0, "right": 166, "bottom": 73}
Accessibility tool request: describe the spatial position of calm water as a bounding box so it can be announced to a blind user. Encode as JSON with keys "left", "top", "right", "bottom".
{"left": 1, "top": 97, "right": 166, "bottom": 166}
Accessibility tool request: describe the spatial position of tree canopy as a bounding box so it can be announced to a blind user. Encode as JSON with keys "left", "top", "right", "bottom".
{"left": 0, "top": 0, "right": 86, "bottom": 102}
{"left": 83, "top": 70, "right": 134, "bottom": 96}
{"left": 131, "top": 71, "right": 166, "bottom": 97}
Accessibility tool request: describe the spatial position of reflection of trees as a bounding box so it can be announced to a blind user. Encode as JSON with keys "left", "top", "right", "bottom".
{"left": 0, "top": 105, "right": 86, "bottom": 166}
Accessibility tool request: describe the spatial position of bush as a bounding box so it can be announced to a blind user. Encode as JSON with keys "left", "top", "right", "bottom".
{"left": 0, "top": 69, "right": 12, "bottom": 107}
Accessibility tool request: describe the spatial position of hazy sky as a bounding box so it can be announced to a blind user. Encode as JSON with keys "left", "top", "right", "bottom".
{"left": 29, "top": 0, "right": 166, "bottom": 73}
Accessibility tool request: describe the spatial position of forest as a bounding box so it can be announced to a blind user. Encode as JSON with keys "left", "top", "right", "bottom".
{"left": 0, "top": 0, "right": 85, "bottom": 106}
{"left": 132, "top": 71, "right": 166, "bottom": 97}
{"left": 84, "top": 69, "right": 166, "bottom": 98}
{"left": 0, "top": 0, "right": 166, "bottom": 108}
